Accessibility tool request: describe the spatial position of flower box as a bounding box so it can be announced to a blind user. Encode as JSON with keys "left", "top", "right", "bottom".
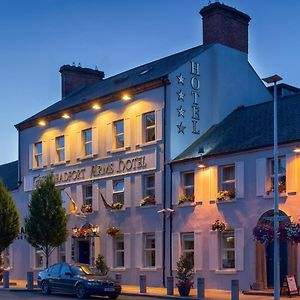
{"left": 106, "top": 226, "right": 120, "bottom": 236}
{"left": 111, "top": 202, "right": 123, "bottom": 210}
{"left": 177, "top": 194, "right": 194, "bottom": 206}
{"left": 81, "top": 204, "right": 93, "bottom": 213}
{"left": 216, "top": 190, "right": 235, "bottom": 202}
{"left": 140, "top": 195, "right": 156, "bottom": 206}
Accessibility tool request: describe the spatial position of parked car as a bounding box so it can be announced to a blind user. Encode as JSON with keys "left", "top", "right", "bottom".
{"left": 37, "top": 263, "right": 121, "bottom": 299}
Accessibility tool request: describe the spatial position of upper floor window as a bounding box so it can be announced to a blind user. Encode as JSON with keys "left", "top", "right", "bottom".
{"left": 182, "top": 171, "right": 194, "bottom": 197}
{"left": 220, "top": 165, "right": 235, "bottom": 192}
{"left": 83, "top": 128, "right": 92, "bottom": 156}
{"left": 181, "top": 233, "right": 194, "bottom": 266}
{"left": 268, "top": 156, "right": 286, "bottom": 193}
{"left": 144, "top": 111, "right": 155, "bottom": 143}
{"left": 144, "top": 233, "right": 155, "bottom": 268}
{"left": 56, "top": 136, "right": 65, "bottom": 162}
{"left": 34, "top": 142, "right": 43, "bottom": 168}
{"left": 221, "top": 230, "right": 235, "bottom": 269}
{"left": 113, "top": 180, "right": 124, "bottom": 204}
{"left": 114, "top": 235, "right": 125, "bottom": 268}
{"left": 82, "top": 185, "right": 93, "bottom": 213}
{"left": 114, "top": 120, "right": 124, "bottom": 149}
{"left": 144, "top": 174, "right": 155, "bottom": 197}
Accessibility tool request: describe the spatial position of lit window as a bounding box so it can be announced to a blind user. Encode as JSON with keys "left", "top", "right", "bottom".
{"left": 113, "top": 180, "right": 124, "bottom": 204}
{"left": 182, "top": 172, "right": 194, "bottom": 197}
{"left": 82, "top": 185, "right": 93, "bottom": 213}
{"left": 34, "top": 142, "right": 43, "bottom": 168}
{"left": 144, "top": 174, "right": 155, "bottom": 197}
{"left": 114, "top": 120, "right": 124, "bottom": 149}
{"left": 220, "top": 165, "right": 235, "bottom": 192}
{"left": 83, "top": 128, "right": 92, "bottom": 156}
{"left": 221, "top": 230, "right": 235, "bottom": 269}
{"left": 181, "top": 233, "right": 194, "bottom": 266}
{"left": 56, "top": 136, "right": 65, "bottom": 162}
{"left": 144, "top": 233, "right": 155, "bottom": 268}
{"left": 114, "top": 235, "right": 125, "bottom": 268}
{"left": 144, "top": 111, "right": 155, "bottom": 143}
{"left": 268, "top": 156, "right": 286, "bottom": 193}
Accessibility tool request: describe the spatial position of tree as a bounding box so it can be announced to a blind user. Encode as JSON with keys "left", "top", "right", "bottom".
{"left": 25, "top": 174, "right": 68, "bottom": 268}
{"left": 0, "top": 180, "right": 20, "bottom": 259}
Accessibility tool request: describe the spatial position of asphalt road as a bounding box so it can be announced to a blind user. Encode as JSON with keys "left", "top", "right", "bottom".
{"left": 0, "top": 291, "right": 152, "bottom": 300}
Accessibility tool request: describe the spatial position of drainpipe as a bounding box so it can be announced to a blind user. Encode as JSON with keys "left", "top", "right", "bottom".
{"left": 169, "top": 162, "right": 173, "bottom": 277}
{"left": 17, "top": 130, "right": 22, "bottom": 187}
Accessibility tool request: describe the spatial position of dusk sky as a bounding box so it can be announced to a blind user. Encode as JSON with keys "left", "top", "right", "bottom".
{"left": 1, "top": 0, "right": 299, "bottom": 165}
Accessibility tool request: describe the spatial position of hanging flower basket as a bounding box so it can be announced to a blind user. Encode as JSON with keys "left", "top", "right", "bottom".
{"left": 81, "top": 204, "right": 93, "bottom": 213}
{"left": 106, "top": 226, "right": 120, "bottom": 236}
{"left": 253, "top": 224, "right": 274, "bottom": 245}
{"left": 111, "top": 202, "right": 123, "bottom": 210}
{"left": 212, "top": 220, "right": 226, "bottom": 232}
{"left": 216, "top": 190, "right": 235, "bottom": 202}
{"left": 140, "top": 195, "right": 156, "bottom": 206}
{"left": 278, "top": 222, "right": 300, "bottom": 244}
{"left": 177, "top": 194, "right": 194, "bottom": 206}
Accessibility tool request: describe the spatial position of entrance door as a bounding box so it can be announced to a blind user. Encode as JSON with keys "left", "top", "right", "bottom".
{"left": 266, "top": 240, "right": 288, "bottom": 287}
{"left": 78, "top": 241, "right": 90, "bottom": 264}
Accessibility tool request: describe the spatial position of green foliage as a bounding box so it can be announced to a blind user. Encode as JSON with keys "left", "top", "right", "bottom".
{"left": 95, "top": 254, "right": 109, "bottom": 275}
{"left": 0, "top": 180, "right": 20, "bottom": 256}
{"left": 25, "top": 174, "right": 68, "bottom": 267}
{"left": 176, "top": 255, "right": 194, "bottom": 286}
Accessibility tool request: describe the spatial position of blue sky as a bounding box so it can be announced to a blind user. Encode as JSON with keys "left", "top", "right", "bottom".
{"left": 0, "top": 0, "right": 299, "bottom": 164}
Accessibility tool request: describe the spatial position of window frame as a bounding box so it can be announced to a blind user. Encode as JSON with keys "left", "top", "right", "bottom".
{"left": 34, "top": 141, "right": 43, "bottom": 168}
{"left": 114, "top": 234, "right": 125, "bottom": 268}
{"left": 181, "top": 171, "right": 194, "bottom": 197}
{"left": 219, "top": 164, "right": 235, "bottom": 192}
{"left": 114, "top": 119, "right": 125, "bottom": 149}
{"left": 113, "top": 179, "right": 125, "bottom": 204}
{"left": 267, "top": 156, "right": 286, "bottom": 194}
{"left": 143, "top": 174, "right": 155, "bottom": 197}
{"left": 220, "top": 230, "right": 235, "bottom": 270}
{"left": 143, "top": 111, "right": 156, "bottom": 143}
{"left": 82, "top": 128, "right": 93, "bottom": 157}
{"left": 55, "top": 135, "right": 65, "bottom": 163}
{"left": 181, "top": 233, "right": 194, "bottom": 266}
{"left": 143, "top": 233, "right": 156, "bottom": 268}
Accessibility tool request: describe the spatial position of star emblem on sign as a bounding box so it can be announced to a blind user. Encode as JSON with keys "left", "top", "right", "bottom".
{"left": 177, "top": 105, "right": 185, "bottom": 118}
{"left": 177, "top": 90, "right": 185, "bottom": 101}
{"left": 177, "top": 73, "right": 185, "bottom": 85}
{"left": 177, "top": 122, "right": 186, "bottom": 134}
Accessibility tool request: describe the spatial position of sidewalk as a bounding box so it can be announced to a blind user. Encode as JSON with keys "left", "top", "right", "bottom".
{"left": 1, "top": 280, "right": 298, "bottom": 299}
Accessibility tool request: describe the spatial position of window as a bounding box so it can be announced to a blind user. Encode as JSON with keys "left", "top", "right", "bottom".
{"left": 83, "top": 128, "right": 92, "bottom": 156}
{"left": 113, "top": 180, "right": 124, "bottom": 204}
{"left": 58, "top": 243, "right": 66, "bottom": 263}
{"left": 268, "top": 156, "right": 286, "bottom": 193}
{"left": 56, "top": 136, "right": 65, "bottom": 162}
{"left": 220, "top": 165, "right": 235, "bottom": 192}
{"left": 221, "top": 230, "right": 235, "bottom": 269}
{"left": 35, "top": 246, "right": 44, "bottom": 269}
{"left": 82, "top": 185, "right": 93, "bottom": 213}
{"left": 144, "top": 233, "right": 155, "bottom": 268}
{"left": 114, "top": 120, "right": 124, "bottom": 149}
{"left": 34, "top": 142, "right": 43, "bottom": 168}
{"left": 144, "top": 111, "right": 155, "bottom": 143}
{"left": 114, "top": 235, "right": 125, "bottom": 268}
{"left": 181, "top": 233, "right": 194, "bottom": 266}
{"left": 144, "top": 174, "right": 155, "bottom": 197}
{"left": 182, "top": 172, "right": 194, "bottom": 196}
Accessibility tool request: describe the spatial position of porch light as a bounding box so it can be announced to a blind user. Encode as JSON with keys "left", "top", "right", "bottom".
{"left": 62, "top": 113, "right": 71, "bottom": 119}
{"left": 122, "top": 94, "right": 132, "bottom": 101}
{"left": 91, "top": 225, "right": 100, "bottom": 235}
{"left": 92, "top": 104, "right": 102, "bottom": 110}
{"left": 38, "top": 120, "right": 46, "bottom": 126}
{"left": 198, "top": 163, "right": 206, "bottom": 169}
{"left": 293, "top": 146, "right": 300, "bottom": 153}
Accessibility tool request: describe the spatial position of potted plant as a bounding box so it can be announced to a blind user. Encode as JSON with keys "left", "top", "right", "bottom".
{"left": 216, "top": 190, "right": 235, "bottom": 202}
{"left": 177, "top": 194, "right": 194, "bottom": 206}
{"left": 140, "top": 195, "right": 156, "bottom": 206}
{"left": 106, "top": 226, "right": 120, "bottom": 236}
{"left": 95, "top": 254, "right": 109, "bottom": 275}
{"left": 176, "top": 255, "right": 194, "bottom": 297}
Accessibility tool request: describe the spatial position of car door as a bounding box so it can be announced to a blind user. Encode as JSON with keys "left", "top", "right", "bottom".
{"left": 48, "top": 264, "right": 62, "bottom": 291}
{"left": 58, "top": 264, "right": 76, "bottom": 293}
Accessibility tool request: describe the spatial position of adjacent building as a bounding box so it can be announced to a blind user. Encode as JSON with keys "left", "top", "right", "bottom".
{"left": 1, "top": 2, "right": 299, "bottom": 291}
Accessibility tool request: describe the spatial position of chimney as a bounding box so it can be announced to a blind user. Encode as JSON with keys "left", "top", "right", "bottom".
{"left": 200, "top": 3, "right": 251, "bottom": 54}
{"left": 59, "top": 65, "right": 105, "bottom": 98}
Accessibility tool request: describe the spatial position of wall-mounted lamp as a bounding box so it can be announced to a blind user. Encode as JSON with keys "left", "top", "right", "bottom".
{"left": 38, "top": 120, "right": 46, "bottom": 126}
{"left": 92, "top": 104, "right": 102, "bottom": 110}
{"left": 62, "top": 113, "right": 71, "bottom": 119}
{"left": 122, "top": 93, "right": 132, "bottom": 101}
{"left": 293, "top": 146, "right": 300, "bottom": 153}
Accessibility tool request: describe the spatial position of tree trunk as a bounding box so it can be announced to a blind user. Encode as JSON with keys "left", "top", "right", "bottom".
{"left": 45, "top": 245, "right": 49, "bottom": 268}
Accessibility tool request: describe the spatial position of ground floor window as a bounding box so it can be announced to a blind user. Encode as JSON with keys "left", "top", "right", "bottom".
{"left": 58, "top": 242, "right": 66, "bottom": 263}
{"left": 35, "top": 246, "right": 44, "bottom": 269}
{"left": 114, "top": 235, "right": 125, "bottom": 268}
{"left": 181, "top": 233, "right": 194, "bottom": 266}
{"left": 144, "top": 233, "right": 155, "bottom": 268}
{"left": 221, "top": 230, "right": 235, "bottom": 269}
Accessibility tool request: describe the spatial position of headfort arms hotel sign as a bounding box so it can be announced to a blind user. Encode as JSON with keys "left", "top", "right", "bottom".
{"left": 24, "top": 150, "right": 156, "bottom": 191}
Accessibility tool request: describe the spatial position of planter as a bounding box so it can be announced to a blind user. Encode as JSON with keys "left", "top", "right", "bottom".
{"left": 177, "top": 285, "right": 191, "bottom": 297}
{"left": 177, "top": 194, "right": 194, "bottom": 206}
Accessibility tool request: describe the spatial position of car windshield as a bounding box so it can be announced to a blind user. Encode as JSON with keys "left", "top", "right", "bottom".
{"left": 70, "top": 265, "right": 94, "bottom": 275}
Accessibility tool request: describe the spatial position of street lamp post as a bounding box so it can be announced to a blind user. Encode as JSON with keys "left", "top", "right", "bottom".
{"left": 263, "top": 74, "right": 282, "bottom": 300}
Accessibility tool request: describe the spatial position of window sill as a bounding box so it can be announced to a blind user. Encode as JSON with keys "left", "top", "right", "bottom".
{"left": 52, "top": 161, "right": 67, "bottom": 167}
{"left": 138, "top": 204, "right": 156, "bottom": 209}
{"left": 263, "top": 192, "right": 287, "bottom": 199}
{"left": 140, "top": 267, "right": 158, "bottom": 272}
{"left": 110, "top": 267, "right": 126, "bottom": 272}
{"left": 108, "top": 147, "right": 130, "bottom": 154}
{"left": 78, "top": 154, "right": 94, "bottom": 161}
{"left": 215, "top": 269, "right": 237, "bottom": 275}
{"left": 176, "top": 202, "right": 196, "bottom": 208}
{"left": 216, "top": 199, "right": 236, "bottom": 204}
{"left": 32, "top": 166, "right": 44, "bottom": 171}
{"left": 137, "top": 140, "right": 157, "bottom": 148}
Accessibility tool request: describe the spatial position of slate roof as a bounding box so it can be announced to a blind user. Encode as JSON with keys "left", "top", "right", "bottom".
{"left": 0, "top": 160, "right": 19, "bottom": 191}
{"left": 15, "top": 44, "right": 212, "bottom": 129}
{"left": 175, "top": 93, "right": 300, "bottom": 161}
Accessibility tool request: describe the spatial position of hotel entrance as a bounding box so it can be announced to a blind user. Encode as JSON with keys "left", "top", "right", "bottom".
{"left": 78, "top": 240, "right": 90, "bottom": 264}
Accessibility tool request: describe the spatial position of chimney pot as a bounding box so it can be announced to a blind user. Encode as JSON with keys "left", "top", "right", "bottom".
{"left": 200, "top": 3, "right": 251, "bottom": 53}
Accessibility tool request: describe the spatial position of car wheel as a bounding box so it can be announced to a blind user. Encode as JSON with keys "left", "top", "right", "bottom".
{"left": 109, "top": 295, "right": 119, "bottom": 300}
{"left": 41, "top": 280, "right": 51, "bottom": 294}
{"left": 75, "top": 283, "right": 88, "bottom": 299}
